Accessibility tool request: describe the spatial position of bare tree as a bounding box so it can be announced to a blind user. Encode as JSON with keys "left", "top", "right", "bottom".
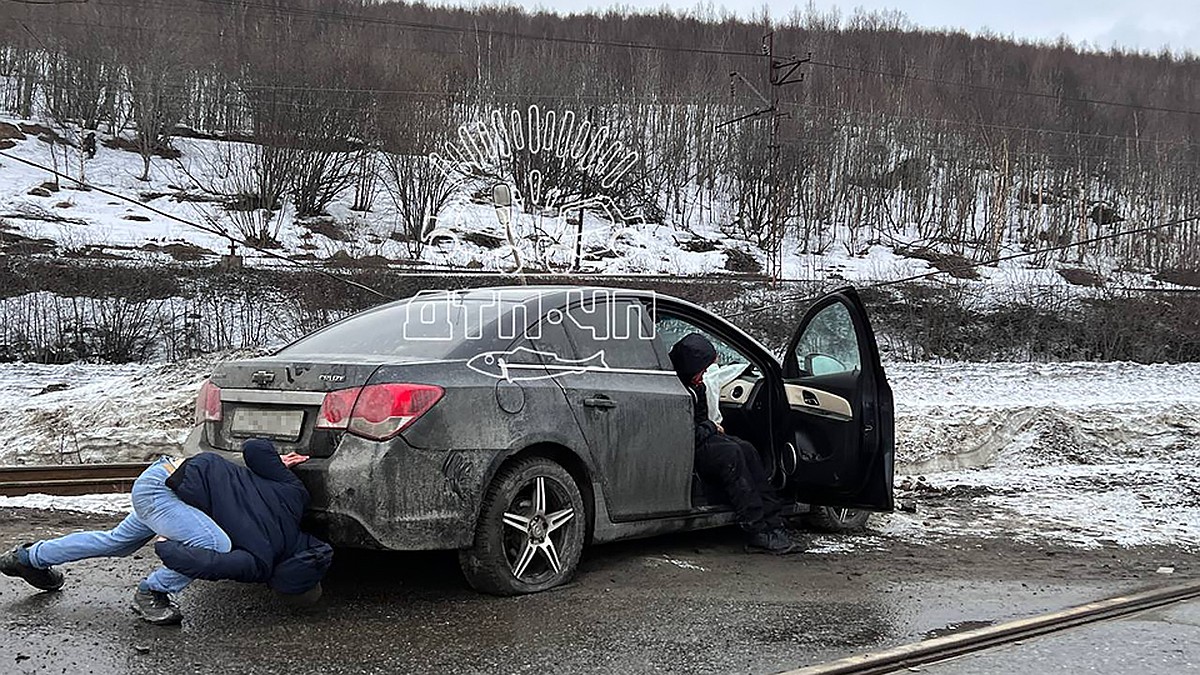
{"left": 125, "top": 58, "right": 188, "bottom": 181}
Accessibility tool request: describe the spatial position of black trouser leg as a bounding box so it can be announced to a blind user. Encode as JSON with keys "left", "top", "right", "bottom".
{"left": 695, "top": 436, "right": 768, "bottom": 533}
{"left": 730, "top": 437, "right": 784, "bottom": 530}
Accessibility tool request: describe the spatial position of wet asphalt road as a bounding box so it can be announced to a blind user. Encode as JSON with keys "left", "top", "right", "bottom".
{"left": 919, "top": 597, "right": 1200, "bottom": 674}
{"left": 1, "top": 514, "right": 1190, "bottom": 675}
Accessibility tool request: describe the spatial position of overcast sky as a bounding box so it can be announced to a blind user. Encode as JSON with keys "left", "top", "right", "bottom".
{"left": 463, "top": 1, "right": 1199, "bottom": 55}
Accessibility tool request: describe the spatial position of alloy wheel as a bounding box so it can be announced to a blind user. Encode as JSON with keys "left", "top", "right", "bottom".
{"left": 501, "top": 475, "right": 577, "bottom": 583}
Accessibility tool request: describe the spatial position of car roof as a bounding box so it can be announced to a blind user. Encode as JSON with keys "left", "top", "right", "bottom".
{"left": 440, "top": 285, "right": 773, "bottom": 357}
{"left": 404, "top": 285, "right": 665, "bottom": 306}
{"left": 278, "top": 283, "right": 777, "bottom": 362}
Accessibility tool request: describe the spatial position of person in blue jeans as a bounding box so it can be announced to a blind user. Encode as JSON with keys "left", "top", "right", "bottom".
{"left": 0, "top": 440, "right": 319, "bottom": 625}
{"left": 0, "top": 456, "right": 231, "bottom": 624}
{"left": 152, "top": 439, "right": 332, "bottom": 601}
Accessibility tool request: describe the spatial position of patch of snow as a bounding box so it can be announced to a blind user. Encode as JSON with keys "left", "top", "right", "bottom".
{"left": 0, "top": 493, "right": 131, "bottom": 515}
{"left": 891, "top": 361, "right": 1200, "bottom": 473}
{"left": 0, "top": 357, "right": 217, "bottom": 465}
{"left": 890, "top": 361, "right": 1200, "bottom": 409}
{"left": 644, "top": 555, "right": 708, "bottom": 572}
{"left": 802, "top": 535, "right": 886, "bottom": 555}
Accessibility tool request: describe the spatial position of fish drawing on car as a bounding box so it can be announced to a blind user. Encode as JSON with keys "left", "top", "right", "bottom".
{"left": 466, "top": 347, "right": 611, "bottom": 382}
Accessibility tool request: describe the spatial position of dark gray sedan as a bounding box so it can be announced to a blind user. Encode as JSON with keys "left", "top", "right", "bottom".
{"left": 185, "top": 286, "right": 893, "bottom": 595}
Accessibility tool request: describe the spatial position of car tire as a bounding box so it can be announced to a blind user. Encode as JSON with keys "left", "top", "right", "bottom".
{"left": 459, "top": 456, "right": 587, "bottom": 596}
{"left": 804, "top": 506, "right": 870, "bottom": 533}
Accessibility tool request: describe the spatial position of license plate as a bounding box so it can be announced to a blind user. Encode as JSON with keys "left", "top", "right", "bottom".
{"left": 228, "top": 407, "right": 305, "bottom": 441}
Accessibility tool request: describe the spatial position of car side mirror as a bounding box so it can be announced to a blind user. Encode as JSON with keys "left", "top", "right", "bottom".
{"left": 804, "top": 353, "right": 845, "bottom": 376}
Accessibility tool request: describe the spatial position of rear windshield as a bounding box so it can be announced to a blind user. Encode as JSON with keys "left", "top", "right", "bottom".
{"left": 279, "top": 296, "right": 528, "bottom": 360}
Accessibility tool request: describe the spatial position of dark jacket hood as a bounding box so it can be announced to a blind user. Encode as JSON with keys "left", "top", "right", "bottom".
{"left": 669, "top": 333, "right": 717, "bottom": 382}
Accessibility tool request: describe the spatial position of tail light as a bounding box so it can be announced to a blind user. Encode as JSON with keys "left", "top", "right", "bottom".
{"left": 194, "top": 379, "right": 222, "bottom": 425}
{"left": 316, "top": 383, "right": 443, "bottom": 441}
{"left": 315, "top": 387, "right": 362, "bottom": 431}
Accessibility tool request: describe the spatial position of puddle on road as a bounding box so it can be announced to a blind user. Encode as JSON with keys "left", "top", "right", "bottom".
{"left": 923, "top": 619, "right": 996, "bottom": 639}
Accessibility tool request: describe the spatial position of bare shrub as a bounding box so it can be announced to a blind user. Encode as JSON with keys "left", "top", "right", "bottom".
{"left": 292, "top": 145, "right": 357, "bottom": 217}
{"left": 185, "top": 140, "right": 293, "bottom": 246}
{"left": 73, "top": 297, "right": 160, "bottom": 362}
{"left": 382, "top": 154, "right": 454, "bottom": 258}
{"left": 0, "top": 293, "right": 159, "bottom": 363}
{"left": 125, "top": 66, "right": 187, "bottom": 181}
{"left": 351, "top": 144, "right": 382, "bottom": 212}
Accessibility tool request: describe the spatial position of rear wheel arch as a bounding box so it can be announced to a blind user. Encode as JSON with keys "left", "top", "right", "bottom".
{"left": 477, "top": 443, "right": 596, "bottom": 543}
{"left": 460, "top": 450, "right": 591, "bottom": 595}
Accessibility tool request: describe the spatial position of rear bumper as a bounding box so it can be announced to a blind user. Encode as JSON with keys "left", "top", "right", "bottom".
{"left": 183, "top": 427, "right": 497, "bottom": 551}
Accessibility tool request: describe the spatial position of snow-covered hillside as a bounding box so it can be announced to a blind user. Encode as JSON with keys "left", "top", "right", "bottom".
{"left": 0, "top": 115, "right": 1179, "bottom": 292}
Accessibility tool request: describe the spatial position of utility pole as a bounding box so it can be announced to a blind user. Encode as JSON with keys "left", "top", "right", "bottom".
{"left": 720, "top": 33, "right": 810, "bottom": 281}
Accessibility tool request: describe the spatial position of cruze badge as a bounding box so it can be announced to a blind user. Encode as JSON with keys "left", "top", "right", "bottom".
{"left": 318, "top": 373, "right": 346, "bottom": 383}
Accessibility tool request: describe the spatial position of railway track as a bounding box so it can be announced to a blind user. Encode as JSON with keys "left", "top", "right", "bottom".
{"left": 0, "top": 463, "right": 150, "bottom": 497}
{"left": 783, "top": 581, "right": 1200, "bottom": 675}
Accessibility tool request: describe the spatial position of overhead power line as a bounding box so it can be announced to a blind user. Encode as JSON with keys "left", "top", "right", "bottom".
{"left": 17, "top": 1, "right": 1195, "bottom": 120}
{"left": 778, "top": 99, "right": 1200, "bottom": 148}
{"left": 807, "top": 59, "right": 1200, "bottom": 117}
{"left": 171, "top": 0, "right": 765, "bottom": 58}
{"left": 728, "top": 212, "right": 1200, "bottom": 319}
{"left": 25, "top": 79, "right": 704, "bottom": 106}
{"left": 15, "top": 15, "right": 465, "bottom": 58}
{"left": 0, "top": 149, "right": 393, "bottom": 301}
{"left": 24, "top": 73, "right": 1200, "bottom": 150}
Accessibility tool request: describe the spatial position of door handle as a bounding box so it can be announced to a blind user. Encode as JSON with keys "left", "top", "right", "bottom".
{"left": 802, "top": 391, "right": 820, "bottom": 406}
{"left": 582, "top": 395, "right": 617, "bottom": 409}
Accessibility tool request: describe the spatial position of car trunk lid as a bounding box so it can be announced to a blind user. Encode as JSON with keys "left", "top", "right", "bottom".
{"left": 205, "top": 359, "right": 384, "bottom": 457}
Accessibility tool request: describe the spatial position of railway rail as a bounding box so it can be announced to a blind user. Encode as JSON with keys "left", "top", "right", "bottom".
{"left": 784, "top": 581, "right": 1200, "bottom": 674}
{"left": 0, "top": 463, "right": 150, "bottom": 497}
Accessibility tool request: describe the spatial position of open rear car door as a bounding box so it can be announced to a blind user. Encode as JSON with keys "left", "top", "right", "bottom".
{"left": 780, "top": 287, "right": 894, "bottom": 511}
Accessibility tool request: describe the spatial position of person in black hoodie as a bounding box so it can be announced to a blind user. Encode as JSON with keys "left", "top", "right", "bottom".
{"left": 1, "top": 439, "right": 331, "bottom": 625}
{"left": 669, "top": 333, "right": 796, "bottom": 554}
{"left": 156, "top": 439, "right": 333, "bottom": 606}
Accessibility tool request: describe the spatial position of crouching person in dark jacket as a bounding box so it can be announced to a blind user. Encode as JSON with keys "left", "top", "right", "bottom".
{"left": 156, "top": 438, "right": 333, "bottom": 606}
{"left": 669, "top": 333, "right": 797, "bottom": 554}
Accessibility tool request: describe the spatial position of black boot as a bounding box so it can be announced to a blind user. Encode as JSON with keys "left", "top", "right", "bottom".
{"left": 132, "top": 588, "right": 183, "bottom": 626}
{"left": 0, "top": 544, "right": 64, "bottom": 591}
{"left": 746, "top": 528, "right": 797, "bottom": 555}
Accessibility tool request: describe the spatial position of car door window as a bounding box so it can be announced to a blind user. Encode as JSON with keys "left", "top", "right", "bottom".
{"left": 553, "top": 300, "right": 696, "bottom": 518}
{"left": 522, "top": 316, "right": 575, "bottom": 365}
{"left": 561, "top": 299, "right": 659, "bottom": 369}
{"left": 792, "top": 302, "right": 861, "bottom": 377}
{"left": 655, "top": 316, "right": 751, "bottom": 370}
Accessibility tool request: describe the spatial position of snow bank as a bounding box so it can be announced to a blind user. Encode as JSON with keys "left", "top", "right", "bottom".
{"left": 0, "top": 358, "right": 216, "bottom": 465}
{"left": 891, "top": 361, "right": 1200, "bottom": 471}
{"left": 886, "top": 361, "right": 1200, "bottom": 550}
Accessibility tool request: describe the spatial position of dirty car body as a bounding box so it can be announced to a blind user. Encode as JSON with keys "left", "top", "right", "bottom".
{"left": 185, "top": 286, "right": 894, "bottom": 594}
